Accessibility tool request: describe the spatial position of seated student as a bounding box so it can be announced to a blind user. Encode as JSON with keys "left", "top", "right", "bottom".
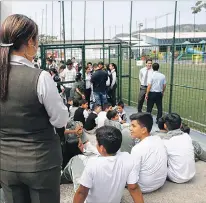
{"left": 84, "top": 104, "right": 102, "bottom": 131}
{"left": 73, "top": 126, "right": 144, "bottom": 203}
{"left": 66, "top": 97, "right": 73, "bottom": 112}
{"left": 61, "top": 133, "right": 99, "bottom": 189}
{"left": 63, "top": 121, "right": 89, "bottom": 169}
{"left": 97, "top": 103, "right": 113, "bottom": 128}
{"left": 121, "top": 127, "right": 136, "bottom": 154}
{"left": 68, "top": 99, "right": 79, "bottom": 122}
{"left": 104, "top": 110, "right": 122, "bottom": 131}
{"left": 163, "top": 113, "right": 196, "bottom": 183}
{"left": 117, "top": 101, "right": 127, "bottom": 124}
{"left": 74, "top": 100, "right": 89, "bottom": 125}
{"left": 157, "top": 116, "right": 206, "bottom": 163}
{"left": 152, "top": 116, "right": 168, "bottom": 138}
{"left": 181, "top": 123, "right": 206, "bottom": 162}
{"left": 130, "top": 113, "right": 167, "bottom": 193}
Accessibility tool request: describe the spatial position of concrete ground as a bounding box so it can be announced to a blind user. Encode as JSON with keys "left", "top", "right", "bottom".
{"left": 60, "top": 106, "right": 206, "bottom": 203}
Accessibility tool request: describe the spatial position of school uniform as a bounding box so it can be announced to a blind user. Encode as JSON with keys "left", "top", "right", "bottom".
{"left": 0, "top": 55, "right": 68, "bottom": 203}
{"left": 138, "top": 67, "right": 153, "bottom": 112}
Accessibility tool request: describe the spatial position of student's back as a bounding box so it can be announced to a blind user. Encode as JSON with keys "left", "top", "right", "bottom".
{"left": 131, "top": 135, "right": 167, "bottom": 193}
{"left": 74, "top": 107, "right": 85, "bottom": 125}
{"left": 163, "top": 132, "right": 196, "bottom": 183}
{"left": 80, "top": 151, "right": 137, "bottom": 203}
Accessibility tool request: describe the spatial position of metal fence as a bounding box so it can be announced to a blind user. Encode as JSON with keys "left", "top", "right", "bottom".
{"left": 40, "top": 39, "right": 206, "bottom": 132}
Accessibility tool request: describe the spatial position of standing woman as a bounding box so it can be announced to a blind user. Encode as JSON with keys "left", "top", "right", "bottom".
{"left": 0, "top": 14, "right": 68, "bottom": 203}
{"left": 84, "top": 65, "right": 92, "bottom": 109}
{"left": 108, "top": 63, "right": 117, "bottom": 107}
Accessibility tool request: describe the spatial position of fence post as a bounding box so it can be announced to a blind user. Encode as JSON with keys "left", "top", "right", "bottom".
{"left": 108, "top": 46, "right": 111, "bottom": 64}
{"left": 169, "top": 1, "right": 177, "bottom": 113}
{"left": 128, "top": 1, "right": 133, "bottom": 106}
{"left": 82, "top": 45, "right": 86, "bottom": 80}
{"left": 102, "top": 1, "right": 105, "bottom": 64}
{"left": 40, "top": 44, "right": 44, "bottom": 70}
{"left": 120, "top": 43, "right": 122, "bottom": 101}
{"left": 62, "top": 1, "right": 66, "bottom": 62}
{"left": 117, "top": 45, "right": 120, "bottom": 100}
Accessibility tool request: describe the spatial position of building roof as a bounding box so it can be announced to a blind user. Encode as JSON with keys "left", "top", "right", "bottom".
{"left": 133, "top": 32, "right": 206, "bottom": 39}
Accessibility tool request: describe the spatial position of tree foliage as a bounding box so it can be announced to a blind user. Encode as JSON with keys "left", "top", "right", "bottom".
{"left": 192, "top": 1, "right": 206, "bottom": 14}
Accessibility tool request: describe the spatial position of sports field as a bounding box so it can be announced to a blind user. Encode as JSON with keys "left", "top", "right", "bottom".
{"left": 90, "top": 58, "right": 206, "bottom": 132}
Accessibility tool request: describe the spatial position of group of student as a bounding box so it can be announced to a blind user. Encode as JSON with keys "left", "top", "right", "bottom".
{"left": 45, "top": 57, "right": 118, "bottom": 109}
{"left": 58, "top": 103, "right": 206, "bottom": 203}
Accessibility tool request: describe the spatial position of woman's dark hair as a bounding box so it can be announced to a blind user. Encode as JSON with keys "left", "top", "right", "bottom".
{"left": 73, "top": 99, "right": 79, "bottom": 107}
{"left": 59, "top": 65, "right": 66, "bottom": 70}
{"left": 110, "top": 63, "right": 118, "bottom": 74}
{"left": 106, "top": 110, "right": 118, "bottom": 120}
{"left": 0, "top": 14, "right": 38, "bottom": 101}
{"left": 96, "top": 126, "right": 122, "bottom": 155}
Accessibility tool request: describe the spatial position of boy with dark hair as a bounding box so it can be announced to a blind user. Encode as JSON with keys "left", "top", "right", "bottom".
{"left": 74, "top": 100, "right": 89, "bottom": 125}
{"left": 84, "top": 104, "right": 102, "bottom": 131}
{"left": 163, "top": 113, "right": 196, "bottom": 183}
{"left": 130, "top": 112, "right": 167, "bottom": 193}
{"left": 117, "top": 101, "right": 127, "bottom": 124}
{"left": 104, "top": 110, "right": 122, "bottom": 131}
{"left": 73, "top": 126, "right": 144, "bottom": 203}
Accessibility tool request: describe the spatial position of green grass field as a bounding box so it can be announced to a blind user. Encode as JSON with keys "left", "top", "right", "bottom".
{"left": 89, "top": 58, "right": 206, "bottom": 132}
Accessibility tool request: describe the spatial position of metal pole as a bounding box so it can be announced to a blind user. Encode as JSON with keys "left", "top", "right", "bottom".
{"left": 71, "top": 1, "right": 73, "bottom": 58}
{"left": 194, "top": 13, "right": 196, "bottom": 38}
{"left": 45, "top": 4, "right": 47, "bottom": 43}
{"left": 139, "top": 25, "right": 140, "bottom": 58}
{"left": 84, "top": 1, "right": 86, "bottom": 43}
{"left": 179, "top": 11, "right": 180, "bottom": 42}
{"left": 169, "top": 1, "right": 177, "bottom": 113}
{"left": 94, "top": 28, "right": 95, "bottom": 41}
{"left": 52, "top": 1, "right": 54, "bottom": 41}
{"left": 155, "top": 16, "right": 157, "bottom": 61}
{"left": 128, "top": 1, "right": 133, "bottom": 106}
{"left": 41, "top": 9, "right": 44, "bottom": 37}
{"left": 62, "top": 1, "right": 66, "bottom": 62}
{"left": 103, "top": 1, "right": 105, "bottom": 64}
{"left": 59, "top": 1, "right": 62, "bottom": 60}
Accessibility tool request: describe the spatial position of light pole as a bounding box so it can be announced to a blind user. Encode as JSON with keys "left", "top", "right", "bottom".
{"left": 138, "top": 23, "right": 143, "bottom": 58}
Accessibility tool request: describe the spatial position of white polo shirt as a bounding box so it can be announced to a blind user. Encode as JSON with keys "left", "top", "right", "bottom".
{"left": 131, "top": 135, "right": 167, "bottom": 193}
{"left": 163, "top": 133, "right": 196, "bottom": 183}
{"left": 148, "top": 71, "right": 166, "bottom": 92}
{"left": 79, "top": 151, "right": 138, "bottom": 203}
{"left": 61, "top": 68, "right": 76, "bottom": 88}
{"left": 139, "top": 67, "right": 153, "bottom": 86}
{"left": 97, "top": 111, "right": 107, "bottom": 128}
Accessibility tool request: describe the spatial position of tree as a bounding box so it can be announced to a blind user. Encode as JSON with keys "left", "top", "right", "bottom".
{"left": 39, "top": 34, "right": 58, "bottom": 44}
{"left": 191, "top": 1, "right": 206, "bottom": 13}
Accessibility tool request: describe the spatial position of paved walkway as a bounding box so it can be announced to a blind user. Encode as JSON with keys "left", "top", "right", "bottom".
{"left": 60, "top": 106, "right": 206, "bottom": 203}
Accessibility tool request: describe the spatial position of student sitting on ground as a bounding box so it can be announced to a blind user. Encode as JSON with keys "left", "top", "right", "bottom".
{"left": 63, "top": 121, "right": 89, "bottom": 169}
{"left": 104, "top": 110, "right": 122, "bottom": 131}
{"left": 73, "top": 126, "right": 144, "bottom": 203}
{"left": 155, "top": 116, "right": 206, "bottom": 162}
{"left": 163, "top": 113, "right": 196, "bottom": 183}
{"left": 130, "top": 113, "right": 167, "bottom": 193}
{"left": 68, "top": 99, "right": 79, "bottom": 123}
{"left": 181, "top": 123, "right": 206, "bottom": 162}
{"left": 117, "top": 101, "right": 127, "bottom": 124}
{"left": 74, "top": 100, "right": 90, "bottom": 125}
{"left": 97, "top": 103, "right": 113, "bottom": 128}
{"left": 84, "top": 104, "right": 102, "bottom": 131}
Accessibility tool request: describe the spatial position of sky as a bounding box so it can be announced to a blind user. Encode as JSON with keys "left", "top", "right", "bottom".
{"left": 3, "top": 0, "right": 206, "bottom": 40}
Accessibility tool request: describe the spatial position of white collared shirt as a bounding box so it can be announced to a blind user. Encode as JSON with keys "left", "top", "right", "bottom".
{"left": 139, "top": 67, "right": 153, "bottom": 86}
{"left": 148, "top": 71, "right": 166, "bottom": 92}
{"left": 10, "top": 55, "right": 69, "bottom": 128}
{"left": 61, "top": 67, "right": 76, "bottom": 88}
{"left": 85, "top": 72, "right": 92, "bottom": 89}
